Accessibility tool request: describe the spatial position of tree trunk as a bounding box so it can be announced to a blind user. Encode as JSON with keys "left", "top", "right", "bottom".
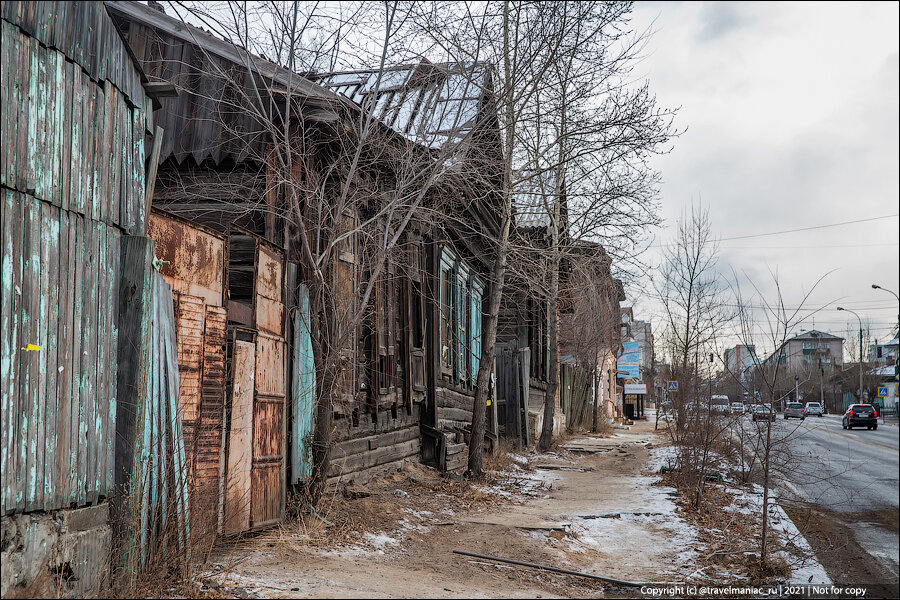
{"left": 468, "top": 212, "right": 511, "bottom": 476}
{"left": 539, "top": 250, "right": 560, "bottom": 451}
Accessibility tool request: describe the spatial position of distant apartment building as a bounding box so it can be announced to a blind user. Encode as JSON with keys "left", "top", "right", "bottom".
{"left": 764, "top": 330, "right": 844, "bottom": 375}
{"left": 724, "top": 344, "right": 758, "bottom": 380}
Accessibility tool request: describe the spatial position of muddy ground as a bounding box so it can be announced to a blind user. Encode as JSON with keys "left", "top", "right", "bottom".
{"left": 782, "top": 503, "right": 899, "bottom": 598}
{"left": 200, "top": 423, "right": 695, "bottom": 598}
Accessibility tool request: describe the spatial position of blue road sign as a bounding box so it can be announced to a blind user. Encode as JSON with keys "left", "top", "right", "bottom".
{"left": 667, "top": 380, "right": 678, "bottom": 392}
{"left": 877, "top": 386, "right": 888, "bottom": 398}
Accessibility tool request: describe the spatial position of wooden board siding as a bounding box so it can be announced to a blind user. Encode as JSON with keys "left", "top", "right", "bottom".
{"left": 1, "top": 2, "right": 146, "bottom": 108}
{"left": 1, "top": 190, "right": 121, "bottom": 514}
{"left": 0, "top": 16, "right": 149, "bottom": 235}
{"left": 327, "top": 422, "right": 421, "bottom": 485}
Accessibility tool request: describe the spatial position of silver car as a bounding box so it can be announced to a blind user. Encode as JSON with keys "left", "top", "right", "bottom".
{"left": 803, "top": 402, "right": 824, "bottom": 417}
{"left": 784, "top": 402, "right": 805, "bottom": 420}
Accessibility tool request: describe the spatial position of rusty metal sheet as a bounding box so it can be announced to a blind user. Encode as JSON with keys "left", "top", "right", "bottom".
{"left": 224, "top": 338, "right": 254, "bottom": 535}
{"left": 173, "top": 293, "right": 204, "bottom": 423}
{"left": 147, "top": 211, "right": 226, "bottom": 307}
{"left": 255, "top": 245, "right": 282, "bottom": 302}
{"left": 254, "top": 334, "right": 285, "bottom": 398}
{"left": 255, "top": 295, "right": 284, "bottom": 336}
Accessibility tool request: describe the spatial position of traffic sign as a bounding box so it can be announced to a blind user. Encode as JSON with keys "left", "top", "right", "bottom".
{"left": 877, "top": 386, "right": 889, "bottom": 398}
{"left": 695, "top": 385, "right": 702, "bottom": 393}
{"left": 667, "top": 380, "right": 678, "bottom": 392}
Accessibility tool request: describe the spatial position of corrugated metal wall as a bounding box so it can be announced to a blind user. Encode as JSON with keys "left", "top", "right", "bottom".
{"left": 1, "top": 1, "right": 150, "bottom": 515}
{"left": 146, "top": 211, "right": 228, "bottom": 536}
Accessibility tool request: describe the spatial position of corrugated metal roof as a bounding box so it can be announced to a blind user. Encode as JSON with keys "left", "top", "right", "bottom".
{"left": 512, "top": 171, "right": 556, "bottom": 229}
{"left": 316, "top": 60, "right": 489, "bottom": 151}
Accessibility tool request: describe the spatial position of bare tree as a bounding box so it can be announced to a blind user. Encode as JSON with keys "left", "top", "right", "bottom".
{"left": 727, "top": 268, "right": 835, "bottom": 573}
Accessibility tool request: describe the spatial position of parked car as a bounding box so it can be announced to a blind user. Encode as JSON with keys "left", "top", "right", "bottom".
{"left": 752, "top": 405, "right": 775, "bottom": 422}
{"left": 803, "top": 402, "right": 824, "bottom": 417}
{"left": 730, "top": 402, "right": 745, "bottom": 415}
{"left": 842, "top": 404, "right": 878, "bottom": 430}
{"left": 784, "top": 402, "right": 805, "bottom": 420}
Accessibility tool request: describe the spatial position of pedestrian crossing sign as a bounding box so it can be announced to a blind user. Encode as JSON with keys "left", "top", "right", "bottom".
{"left": 667, "top": 380, "right": 678, "bottom": 392}
{"left": 877, "top": 386, "right": 888, "bottom": 397}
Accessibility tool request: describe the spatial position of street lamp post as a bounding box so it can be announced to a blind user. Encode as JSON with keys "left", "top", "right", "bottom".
{"left": 871, "top": 284, "right": 898, "bottom": 420}
{"left": 837, "top": 307, "right": 864, "bottom": 403}
{"left": 872, "top": 284, "right": 900, "bottom": 335}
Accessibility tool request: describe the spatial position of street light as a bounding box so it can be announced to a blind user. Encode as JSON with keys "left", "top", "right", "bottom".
{"left": 872, "top": 283, "right": 900, "bottom": 340}
{"left": 837, "top": 306, "right": 864, "bottom": 403}
{"left": 871, "top": 284, "right": 899, "bottom": 419}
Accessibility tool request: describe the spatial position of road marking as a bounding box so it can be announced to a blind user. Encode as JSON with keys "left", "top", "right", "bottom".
{"left": 813, "top": 426, "right": 899, "bottom": 453}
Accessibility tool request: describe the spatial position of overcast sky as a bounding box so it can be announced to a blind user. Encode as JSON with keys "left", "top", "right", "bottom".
{"left": 625, "top": 1, "right": 899, "bottom": 356}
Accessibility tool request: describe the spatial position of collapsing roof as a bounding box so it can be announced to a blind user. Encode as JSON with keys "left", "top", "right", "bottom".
{"left": 316, "top": 60, "right": 491, "bottom": 151}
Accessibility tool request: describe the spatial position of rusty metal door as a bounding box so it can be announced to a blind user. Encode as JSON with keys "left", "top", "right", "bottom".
{"left": 249, "top": 244, "right": 285, "bottom": 528}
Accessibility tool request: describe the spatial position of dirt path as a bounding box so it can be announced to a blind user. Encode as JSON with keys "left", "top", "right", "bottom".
{"left": 204, "top": 421, "right": 699, "bottom": 598}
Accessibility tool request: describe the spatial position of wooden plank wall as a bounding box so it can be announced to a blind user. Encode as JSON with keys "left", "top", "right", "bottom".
{"left": 0, "top": 15, "right": 149, "bottom": 234}
{"left": 0, "top": 2, "right": 150, "bottom": 516}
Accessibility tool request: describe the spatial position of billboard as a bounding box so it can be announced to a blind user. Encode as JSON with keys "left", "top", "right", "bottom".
{"left": 617, "top": 341, "right": 640, "bottom": 379}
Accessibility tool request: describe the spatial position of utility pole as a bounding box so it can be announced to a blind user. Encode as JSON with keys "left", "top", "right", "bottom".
{"left": 838, "top": 307, "right": 864, "bottom": 403}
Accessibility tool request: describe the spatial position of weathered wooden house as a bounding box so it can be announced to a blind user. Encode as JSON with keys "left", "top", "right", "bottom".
{"left": 316, "top": 62, "right": 505, "bottom": 474}
{"left": 107, "top": 2, "right": 507, "bottom": 536}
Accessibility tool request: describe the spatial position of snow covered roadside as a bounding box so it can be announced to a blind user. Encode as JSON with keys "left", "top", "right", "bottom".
{"left": 648, "top": 444, "right": 832, "bottom": 585}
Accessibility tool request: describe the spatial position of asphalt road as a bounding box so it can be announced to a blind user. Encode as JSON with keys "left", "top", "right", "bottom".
{"left": 742, "top": 413, "right": 899, "bottom": 579}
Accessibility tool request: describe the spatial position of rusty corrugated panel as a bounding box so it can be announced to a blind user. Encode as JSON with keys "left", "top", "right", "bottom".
{"left": 147, "top": 211, "right": 226, "bottom": 308}
{"left": 194, "top": 305, "right": 226, "bottom": 532}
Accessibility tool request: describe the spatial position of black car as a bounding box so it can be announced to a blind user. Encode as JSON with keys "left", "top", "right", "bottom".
{"left": 842, "top": 404, "right": 878, "bottom": 430}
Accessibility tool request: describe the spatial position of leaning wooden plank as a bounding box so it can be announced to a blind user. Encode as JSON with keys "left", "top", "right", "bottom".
{"left": 95, "top": 224, "right": 109, "bottom": 501}
{"left": 224, "top": 339, "right": 255, "bottom": 535}
{"left": 160, "top": 276, "right": 190, "bottom": 554}
{"left": 114, "top": 235, "right": 154, "bottom": 534}
{"left": 106, "top": 230, "right": 120, "bottom": 492}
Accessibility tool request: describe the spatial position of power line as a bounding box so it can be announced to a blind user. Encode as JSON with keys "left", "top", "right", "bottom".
{"left": 719, "top": 214, "right": 899, "bottom": 241}
{"left": 649, "top": 213, "right": 899, "bottom": 248}
{"left": 721, "top": 242, "right": 899, "bottom": 250}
